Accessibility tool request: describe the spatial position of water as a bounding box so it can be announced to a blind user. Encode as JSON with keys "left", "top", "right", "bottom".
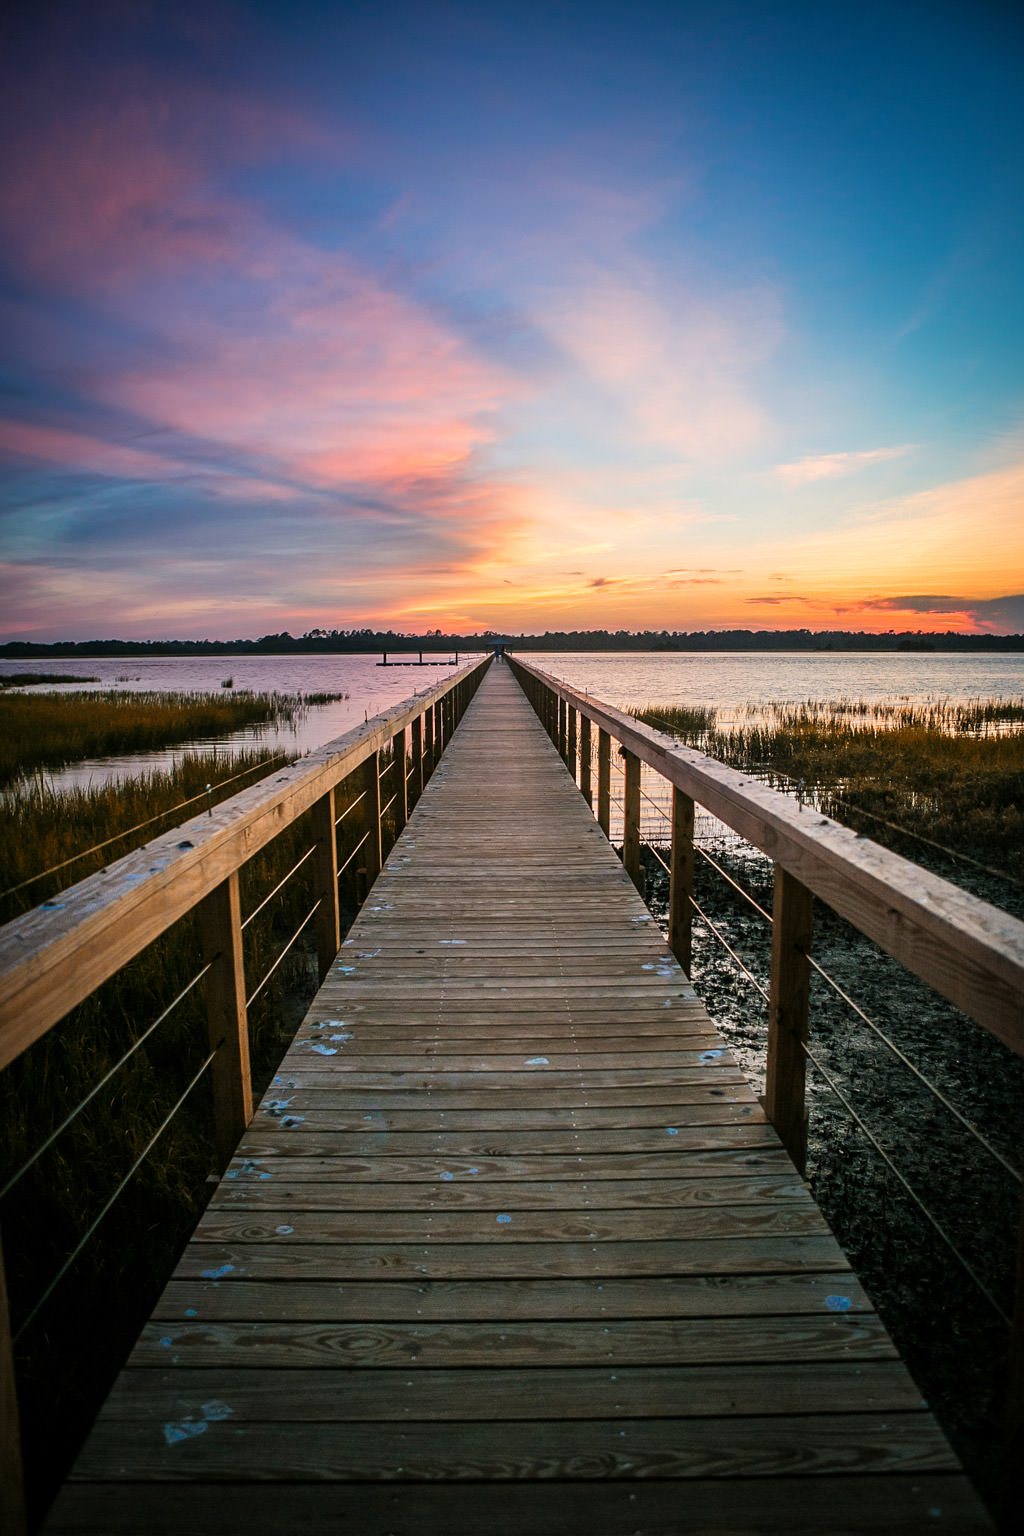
{"left": 2, "top": 653, "right": 479, "bottom": 793}
{"left": 528, "top": 650, "right": 1024, "bottom": 723}
{"left": 4, "top": 649, "right": 1022, "bottom": 794}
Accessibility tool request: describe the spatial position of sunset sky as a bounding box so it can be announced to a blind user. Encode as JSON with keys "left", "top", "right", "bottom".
{"left": 1, "top": 0, "right": 1022, "bottom": 640}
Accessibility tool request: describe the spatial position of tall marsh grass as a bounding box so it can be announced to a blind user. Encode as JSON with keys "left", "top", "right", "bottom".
{"left": 634, "top": 696, "right": 1024, "bottom": 889}
{"left": 0, "top": 688, "right": 307, "bottom": 786}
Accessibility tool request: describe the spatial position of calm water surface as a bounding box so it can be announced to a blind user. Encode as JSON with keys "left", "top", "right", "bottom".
{"left": 4, "top": 653, "right": 478, "bottom": 792}
{"left": 5, "top": 649, "right": 1023, "bottom": 793}
{"left": 530, "top": 651, "right": 1024, "bottom": 721}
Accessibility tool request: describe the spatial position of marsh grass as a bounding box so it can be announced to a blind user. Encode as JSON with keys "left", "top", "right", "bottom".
{"left": 0, "top": 688, "right": 307, "bottom": 786}
{"left": 1, "top": 737, "right": 410, "bottom": 1523}
{"left": 0, "top": 749, "right": 287, "bottom": 924}
{"left": 635, "top": 696, "right": 1024, "bottom": 888}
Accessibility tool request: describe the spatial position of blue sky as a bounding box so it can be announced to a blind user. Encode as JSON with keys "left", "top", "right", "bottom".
{"left": 1, "top": 0, "right": 1022, "bottom": 637}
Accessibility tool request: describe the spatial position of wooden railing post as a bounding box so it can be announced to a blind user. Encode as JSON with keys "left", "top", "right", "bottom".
{"left": 567, "top": 706, "right": 577, "bottom": 782}
{"left": 311, "top": 788, "right": 340, "bottom": 983}
{"left": 411, "top": 713, "right": 423, "bottom": 801}
{"left": 199, "top": 870, "right": 253, "bottom": 1170}
{"left": 433, "top": 699, "right": 444, "bottom": 759}
{"left": 597, "top": 728, "right": 611, "bottom": 837}
{"left": 765, "top": 866, "right": 814, "bottom": 1174}
{"left": 361, "top": 750, "right": 383, "bottom": 889}
{"left": 391, "top": 727, "right": 408, "bottom": 833}
{"left": 423, "top": 703, "right": 434, "bottom": 777}
{"left": 1, "top": 1230, "right": 27, "bottom": 1536}
{"left": 623, "top": 748, "right": 642, "bottom": 890}
{"left": 558, "top": 697, "right": 567, "bottom": 761}
{"left": 669, "top": 787, "right": 695, "bottom": 975}
{"left": 580, "top": 714, "right": 592, "bottom": 806}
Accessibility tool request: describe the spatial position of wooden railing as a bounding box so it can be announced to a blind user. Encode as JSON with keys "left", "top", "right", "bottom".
{"left": 0, "top": 655, "right": 490, "bottom": 1534}
{"left": 508, "top": 653, "right": 1024, "bottom": 1505}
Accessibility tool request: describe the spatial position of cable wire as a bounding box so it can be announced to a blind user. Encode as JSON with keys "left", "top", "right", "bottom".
{"left": 801, "top": 1038, "right": 1011, "bottom": 1326}
{"left": 245, "top": 899, "right": 321, "bottom": 1009}
{"left": 689, "top": 892, "right": 770, "bottom": 1004}
{"left": 240, "top": 844, "right": 317, "bottom": 932}
{"left": 336, "top": 790, "right": 366, "bottom": 826}
{"left": 13, "top": 1043, "right": 220, "bottom": 1342}
{"left": 0, "top": 962, "right": 213, "bottom": 1203}
{"left": 1, "top": 753, "right": 289, "bottom": 902}
{"left": 337, "top": 830, "right": 371, "bottom": 878}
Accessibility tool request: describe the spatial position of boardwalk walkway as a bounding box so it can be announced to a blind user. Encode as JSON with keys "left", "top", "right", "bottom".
{"left": 46, "top": 663, "right": 991, "bottom": 1533}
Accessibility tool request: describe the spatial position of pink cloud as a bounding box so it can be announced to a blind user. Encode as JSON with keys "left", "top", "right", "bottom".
{"left": 0, "top": 70, "right": 344, "bottom": 294}
{"left": 0, "top": 419, "right": 185, "bottom": 478}
{"left": 96, "top": 255, "right": 516, "bottom": 498}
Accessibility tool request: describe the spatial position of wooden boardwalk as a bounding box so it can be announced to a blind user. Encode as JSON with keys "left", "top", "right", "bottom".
{"left": 46, "top": 663, "right": 992, "bottom": 1533}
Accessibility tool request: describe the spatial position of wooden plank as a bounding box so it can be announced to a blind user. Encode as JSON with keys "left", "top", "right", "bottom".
{"left": 766, "top": 866, "right": 814, "bottom": 1173}
{"left": 311, "top": 788, "right": 340, "bottom": 983}
{"left": 213, "top": 1149, "right": 795, "bottom": 1181}
{"left": 669, "top": 785, "right": 695, "bottom": 975}
{"left": 192, "top": 1205, "right": 831, "bottom": 1245}
{"left": 99, "top": 1359, "right": 923, "bottom": 1417}
{"left": 44, "top": 1477, "right": 996, "bottom": 1535}
{"left": 129, "top": 1313, "right": 896, "bottom": 1368}
{"left": 152, "top": 1272, "right": 869, "bottom": 1321}
{"left": 205, "top": 1174, "right": 808, "bottom": 1211}
{"left": 72, "top": 1413, "right": 956, "bottom": 1481}
{"left": 166, "top": 1235, "right": 854, "bottom": 1280}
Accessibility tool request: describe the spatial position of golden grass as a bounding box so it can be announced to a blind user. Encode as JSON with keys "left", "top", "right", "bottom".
{"left": 634, "top": 696, "right": 1024, "bottom": 884}
{"left": 0, "top": 688, "right": 305, "bottom": 786}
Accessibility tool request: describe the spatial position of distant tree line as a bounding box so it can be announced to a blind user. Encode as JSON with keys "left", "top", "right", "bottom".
{"left": 2, "top": 627, "right": 1023, "bottom": 656}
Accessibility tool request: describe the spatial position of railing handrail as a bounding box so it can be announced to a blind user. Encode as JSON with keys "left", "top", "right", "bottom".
{"left": 510, "top": 656, "right": 1024, "bottom": 1057}
{"left": 0, "top": 656, "right": 490, "bottom": 1073}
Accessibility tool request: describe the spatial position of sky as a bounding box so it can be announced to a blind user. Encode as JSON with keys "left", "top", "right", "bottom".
{"left": 1, "top": 0, "right": 1023, "bottom": 640}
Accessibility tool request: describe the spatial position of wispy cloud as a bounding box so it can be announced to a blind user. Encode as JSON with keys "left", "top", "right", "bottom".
{"left": 775, "top": 445, "right": 912, "bottom": 486}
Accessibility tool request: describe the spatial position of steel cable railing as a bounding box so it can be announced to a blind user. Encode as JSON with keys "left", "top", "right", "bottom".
{"left": 634, "top": 776, "right": 1021, "bottom": 1186}
{"left": 12, "top": 1042, "right": 222, "bottom": 1343}
{"left": 798, "top": 1036, "right": 1011, "bottom": 1327}
{"left": 245, "top": 899, "right": 321, "bottom": 1010}
{"left": 240, "top": 844, "right": 317, "bottom": 932}
{"left": 337, "top": 829, "right": 371, "bottom": 879}
{"left": 336, "top": 790, "right": 366, "bottom": 825}
{"left": 0, "top": 961, "right": 214, "bottom": 1203}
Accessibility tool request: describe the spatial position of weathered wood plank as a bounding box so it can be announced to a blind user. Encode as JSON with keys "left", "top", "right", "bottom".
{"left": 44, "top": 1477, "right": 995, "bottom": 1535}
{"left": 167, "top": 1235, "right": 854, "bottom": 1281}
{"left": 207, "top": 1175, "right": 808, "bottom": 1211}
{"left": 152, "top": 1272, "right": 870, "bottom": 1322}
{"left": 130, "top": 1313, "right": 896, "bottom": 1368}
{"left": 98, "top": 1359, "right": 922, "bottom": 1418}
{"left": 72, "top": 1413, "right": 956, "bottom": 1481}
